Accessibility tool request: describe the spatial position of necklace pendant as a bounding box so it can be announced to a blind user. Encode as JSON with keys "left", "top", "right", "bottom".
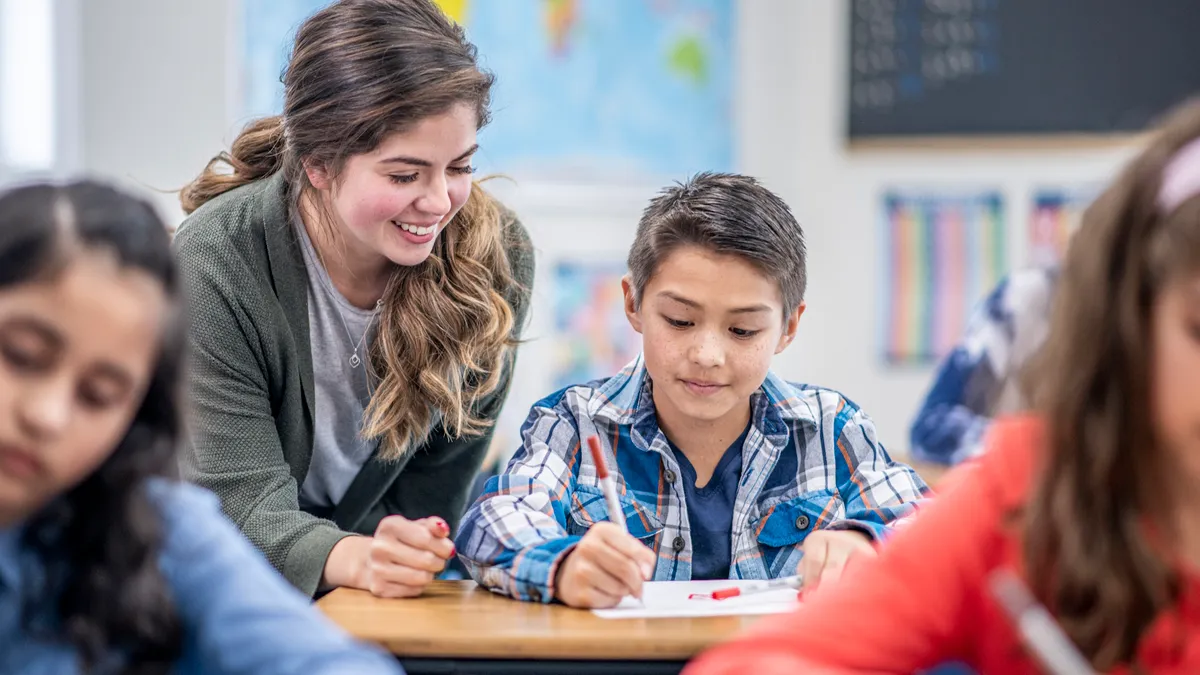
{"left": 349, "top": 353, "right": 361, "bottom": 368}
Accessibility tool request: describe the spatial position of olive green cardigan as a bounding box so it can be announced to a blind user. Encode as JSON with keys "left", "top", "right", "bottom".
{"left": 172, "top": 173, "right": 533, "bottom": 596}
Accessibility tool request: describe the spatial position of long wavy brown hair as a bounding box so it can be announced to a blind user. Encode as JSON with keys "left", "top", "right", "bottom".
{"left": 179, "top": 0, "right": 518, "bottom": 458}
{"left": 1022, "top": 99, "right": 1200, "bottom": 669}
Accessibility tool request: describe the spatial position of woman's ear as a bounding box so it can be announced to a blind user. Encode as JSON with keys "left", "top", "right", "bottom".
{"left": 622, "top": 275, "right": 643, "bottom": 334}
{"left": 775, "top": 302, "right": 805, "bottom": 354}
{"left": 303, "top": 159, "right": 333, "bottom": 190}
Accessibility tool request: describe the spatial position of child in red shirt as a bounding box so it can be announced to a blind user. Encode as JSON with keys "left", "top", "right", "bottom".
{"left": 685, "top": 99, "right": 1200, "bottom": 674}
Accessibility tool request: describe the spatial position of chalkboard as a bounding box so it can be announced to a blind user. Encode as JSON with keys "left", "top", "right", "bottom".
{"left": 848, "top": 0, "right": 1200, "bottom": 139}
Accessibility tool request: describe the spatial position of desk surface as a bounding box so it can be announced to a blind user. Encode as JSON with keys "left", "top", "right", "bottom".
{"left": 319, "top": 462, "right": 950, "bottom": 662}
{"left": 317, "top": 581, "right": 761, "bottom": 661}
{"left": 908, "top": 459, "right": 951, "bottom": 487}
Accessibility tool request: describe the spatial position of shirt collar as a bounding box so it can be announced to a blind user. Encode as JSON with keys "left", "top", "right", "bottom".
{"left": 588, "top": 355, "right": 819, "bottom": 449}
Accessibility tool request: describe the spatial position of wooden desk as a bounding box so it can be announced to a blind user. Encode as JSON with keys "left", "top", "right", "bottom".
{"left": 318, "top": 580, "right": 761, "bottom": 674}
{"left": 908, "top": 459, "right": 951, "bottom": 488}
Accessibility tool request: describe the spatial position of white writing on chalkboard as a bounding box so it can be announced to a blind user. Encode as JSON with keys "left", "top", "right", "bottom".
{"left": 850, "top": 0, "right": 999, "bottom": 112}
{"left": 848, "top": 0, "right": 1200, "bottom": 137}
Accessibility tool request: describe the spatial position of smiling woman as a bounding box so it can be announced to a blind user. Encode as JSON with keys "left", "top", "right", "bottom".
{"left": 173, "top": 0, "right": 534, "bottom": 599}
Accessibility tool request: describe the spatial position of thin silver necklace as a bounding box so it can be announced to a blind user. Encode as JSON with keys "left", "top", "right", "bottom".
{"left": 297, "top": 220, "right": 383, "bottom": 369}
{"left": 337, "top": 297, "right": 381, "bottom": 369}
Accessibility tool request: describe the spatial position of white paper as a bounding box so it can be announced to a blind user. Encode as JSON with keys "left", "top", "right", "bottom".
{"left": 591, "top": 580, "right": 801, "bottom": 619}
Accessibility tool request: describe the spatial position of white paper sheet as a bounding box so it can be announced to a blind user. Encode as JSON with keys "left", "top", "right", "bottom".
{"left": 591, "top": 580, "right": 801, "bottom": 619}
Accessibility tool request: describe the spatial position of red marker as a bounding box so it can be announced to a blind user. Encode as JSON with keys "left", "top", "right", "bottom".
{"left": 710, "top": 575, "right": 803, "bottom": 600}
{"left": 587, "top": 436, "right": 627, "bottom": 531}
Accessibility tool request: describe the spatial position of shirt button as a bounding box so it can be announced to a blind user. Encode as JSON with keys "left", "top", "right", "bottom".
{"left": 673, "top": 536, "right": 686, "bottom": 552}
{"left": 664, "top": 469, "right": 677, "bottom": 483}
{"left": 795, "top": 515, "right": 811, "bottom": 530}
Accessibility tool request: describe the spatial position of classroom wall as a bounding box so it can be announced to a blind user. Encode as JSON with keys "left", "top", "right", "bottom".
{"left": 79, "top": 0, "right": 233, "bottom": 222}
{"left": 740, "top": 1, "right": 1138, "bottom": 453}
{"left": 75, "top": 0, "right": 1140, "bottom": 456}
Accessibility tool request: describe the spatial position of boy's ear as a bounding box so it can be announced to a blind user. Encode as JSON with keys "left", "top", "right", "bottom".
{"left": 622, "top": 275, "right": 644, "bottom": 334}
{"left": 775, "top": 302, "right": 805, "bottom": 355}
{"left": 303, "top": 159, "right": 333, "bottom": 190}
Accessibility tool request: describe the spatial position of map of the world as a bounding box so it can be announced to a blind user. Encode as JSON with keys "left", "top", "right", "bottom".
{"left": 241, "top": 0, "right": 734, "bottom": 181}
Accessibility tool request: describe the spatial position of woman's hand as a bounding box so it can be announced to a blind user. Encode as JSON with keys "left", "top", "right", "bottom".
{"left": 323, "top": 515, "right": 455, "bottom": 598}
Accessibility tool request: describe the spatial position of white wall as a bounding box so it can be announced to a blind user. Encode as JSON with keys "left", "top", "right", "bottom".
{"left": 75, "top": 0, "right": 1142, "bottom": 456}
{"left": 79, "top": 0, "right": 234, "bottom": 223}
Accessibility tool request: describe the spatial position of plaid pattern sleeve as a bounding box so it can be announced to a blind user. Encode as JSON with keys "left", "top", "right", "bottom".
{"left": 828, "top": 403, "right": 929, "bottom": 540}
{"left": 460, "top": 357, "right": 933, "bottom": 590}
{"left": 909, "top": 266, "right": 1058, "bottom": 466}
{"left": 454, "top": 388, "right": 585, "bottom": 604}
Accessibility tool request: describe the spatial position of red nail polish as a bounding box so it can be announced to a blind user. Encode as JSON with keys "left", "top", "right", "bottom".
{"left": 450, "top": 544, "right": 457, "bottom": 557}
{"left": 434, "top": 518, "right": 449, "bottom": 535}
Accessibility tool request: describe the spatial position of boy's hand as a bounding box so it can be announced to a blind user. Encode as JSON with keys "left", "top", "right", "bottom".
{"left": 799, "top": 529, "right": 875, "bottom": 591}
{"left": 553, "top": 522, "right": 656, "bottom": 608}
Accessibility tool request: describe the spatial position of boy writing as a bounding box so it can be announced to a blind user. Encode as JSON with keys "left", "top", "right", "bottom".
{"left": 456, "top": 173, "right": 928, "bottom": 607}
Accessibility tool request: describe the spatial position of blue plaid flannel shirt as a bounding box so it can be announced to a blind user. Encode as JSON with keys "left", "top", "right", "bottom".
{"left": 910, "top": 265, "right": 1059, "bottom": 466}
{"left": 455, "top": 356, "right": 930, "bottom": 603}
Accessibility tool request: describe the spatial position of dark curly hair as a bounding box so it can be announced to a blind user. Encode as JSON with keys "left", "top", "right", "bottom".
{"left": 0, "top": 181, "right": 183, "bottom": 673}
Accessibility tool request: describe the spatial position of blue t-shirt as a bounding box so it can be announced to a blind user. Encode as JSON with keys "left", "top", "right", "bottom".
{"left": 669, "top": 424, "right": 750, "bottom": 581}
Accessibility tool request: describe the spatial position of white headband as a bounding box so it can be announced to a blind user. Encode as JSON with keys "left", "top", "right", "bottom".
{"left": 1157, "top": 136, "right": 1200, "bottom": 214}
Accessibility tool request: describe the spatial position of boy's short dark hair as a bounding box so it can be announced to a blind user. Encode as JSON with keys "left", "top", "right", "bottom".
{"left": 626, "top": 172, "right": 807, "bottom": 315}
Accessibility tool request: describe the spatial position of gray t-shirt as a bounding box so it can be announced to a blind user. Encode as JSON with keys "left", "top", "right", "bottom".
{"left": 294, "top": 220, "right": 380, "bottom": 509}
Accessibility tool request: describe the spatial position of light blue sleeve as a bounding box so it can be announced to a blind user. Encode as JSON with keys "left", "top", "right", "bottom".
{"left": 149, "top": 480, "right": 403, "bottom": 675}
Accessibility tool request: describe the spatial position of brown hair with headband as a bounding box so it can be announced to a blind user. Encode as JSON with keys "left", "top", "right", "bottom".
{"left": 1021, "top": 99, "right": 1200, "bottom": 668}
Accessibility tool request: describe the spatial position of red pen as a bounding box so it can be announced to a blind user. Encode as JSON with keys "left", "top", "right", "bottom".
{"left": 709, "top": 575, "right": 804, "bottom": 600}
{"left": 586, "top": 436, "right": 627, "bottom": 531}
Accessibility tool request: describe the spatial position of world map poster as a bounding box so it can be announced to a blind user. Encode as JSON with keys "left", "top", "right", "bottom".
{"left": 240, "top": 0, "right": 735, "bottom": 181}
